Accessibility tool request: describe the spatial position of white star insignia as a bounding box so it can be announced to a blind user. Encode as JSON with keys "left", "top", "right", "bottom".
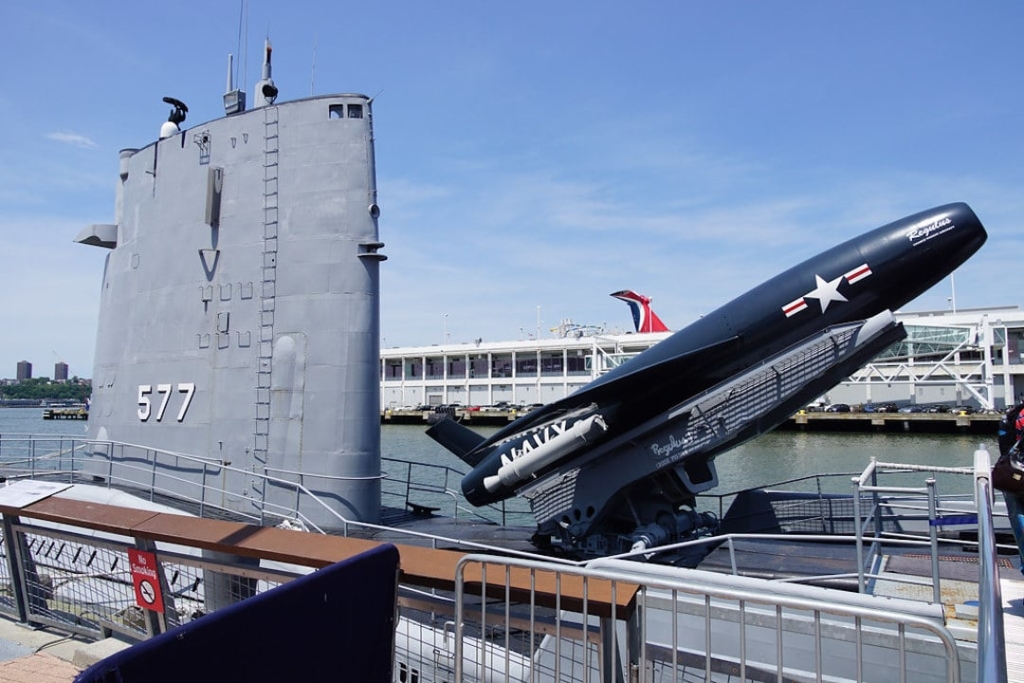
{"left": 804, "top": 274, "right": 847, "bottom": 313}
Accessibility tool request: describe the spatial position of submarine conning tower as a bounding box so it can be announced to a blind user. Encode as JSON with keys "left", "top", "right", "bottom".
{"left": 76, "top": 53, "right": 386, "bottom": 530}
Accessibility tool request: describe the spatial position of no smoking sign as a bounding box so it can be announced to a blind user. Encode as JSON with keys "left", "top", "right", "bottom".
{"left": 128, "top": 548, "right": 165, "bottom": 613}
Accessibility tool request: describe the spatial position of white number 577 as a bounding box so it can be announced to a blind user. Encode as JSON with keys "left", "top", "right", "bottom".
{"left": 137, "top": 383, "right": 196, "bottom": 422}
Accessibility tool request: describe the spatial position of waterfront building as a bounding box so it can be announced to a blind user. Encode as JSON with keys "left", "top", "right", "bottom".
{"left": 830, "top": 305, "right": 1024, "bottom": 410}
{"left": 381, "top": 331, "right": 669, "bottom": 409}
{"left": 16, "top": 360, "right": 31, "bottom": 382}
{"left": 380, "top": 306, "right": 1024, "bottom": 411}
{"left": 54, "top": 361, "right": 68, "bottom": 382}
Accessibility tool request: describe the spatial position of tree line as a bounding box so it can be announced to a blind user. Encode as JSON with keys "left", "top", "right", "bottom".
{"left": 0, "top": 378, "right": 91, "bottom": 403}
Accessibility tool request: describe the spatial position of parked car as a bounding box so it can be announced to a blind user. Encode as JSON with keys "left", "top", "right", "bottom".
{"left": 874, "top": 403, "right": 900, "bottom": 413}
{"left": 825, "top": 403, "right": 851, "bottom": 413}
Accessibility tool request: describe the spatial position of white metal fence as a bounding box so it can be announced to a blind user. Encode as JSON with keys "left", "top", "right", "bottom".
{"left": 453, "top": 554, "right": 962, "bottom": 683}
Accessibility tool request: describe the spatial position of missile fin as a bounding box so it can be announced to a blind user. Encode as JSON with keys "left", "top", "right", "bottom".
{"left": 426, "top": 417, "right": 489, "bottom": 467}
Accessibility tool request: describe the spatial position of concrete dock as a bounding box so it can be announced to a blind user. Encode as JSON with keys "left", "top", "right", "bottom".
{"left": 382, "top": 407, "right": 1001, "bottom": 434}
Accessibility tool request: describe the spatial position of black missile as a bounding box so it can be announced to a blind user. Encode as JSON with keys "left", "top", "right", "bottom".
{"left": 430, "top": 203, "right": 987, "bottom": 509}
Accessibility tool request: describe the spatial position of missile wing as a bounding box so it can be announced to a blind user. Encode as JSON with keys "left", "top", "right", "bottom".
{"left": 427, "top": 332, "right": 743, "bottom": 468}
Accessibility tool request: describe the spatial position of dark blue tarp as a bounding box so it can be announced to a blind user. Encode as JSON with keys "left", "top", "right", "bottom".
{"left": 75, "top": 544, "right": 399, "bottom": 683}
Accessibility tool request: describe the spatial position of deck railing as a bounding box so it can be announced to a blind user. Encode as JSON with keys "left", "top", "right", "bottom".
{"left": 0, "top": 434, "right": 1011, "bottom": 681}
{"left": 0, "top": 512, "right": 299, "bottom": 641}
{"left": 0, "top": 433, "right": 524, "bottom": 523}
{"left": 0, "top": 502, "right": 969, "bottom": 683}
{"left": 0, "top": 434, "right": 544, "bottom": 562}
{"left": 454, "top": 554, "right": 961, "bottom": 683}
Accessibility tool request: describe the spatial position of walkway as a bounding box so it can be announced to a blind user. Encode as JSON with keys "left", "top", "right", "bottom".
{"left": 0, "top": 614, "right": 128, "bottom": 682}
{"left": 1004, "top": 574, "right": 1024, "bottom": 683}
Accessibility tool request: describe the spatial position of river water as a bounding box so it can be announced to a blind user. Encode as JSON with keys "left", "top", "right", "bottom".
{"left": 380, "top": 422, "right": 994, "bottom": 500}
{"left": 0, "top": 408, "right": 997, "bottom": 501}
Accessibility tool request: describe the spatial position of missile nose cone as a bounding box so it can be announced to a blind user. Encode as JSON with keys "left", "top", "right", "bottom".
{"left": 949, "top": 202, "right": 988, "bottom": 249}
{"left": 855, "top": 202, "right": 988, "bottom": 313}
{"left": 900, "top": 202, "right": 987, "bottom": 270}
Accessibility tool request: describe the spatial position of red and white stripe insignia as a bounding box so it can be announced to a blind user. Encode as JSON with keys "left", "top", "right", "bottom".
{"left": 844, "top": 263, "right": 872, "bottom": 285}
{"left": 783, "top": 297, "right": 807, "bottom": 317}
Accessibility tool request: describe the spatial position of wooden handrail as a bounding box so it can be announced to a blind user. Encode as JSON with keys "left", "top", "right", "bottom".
{"left": 0, "top": 495, "right": 637, "bottom": 618}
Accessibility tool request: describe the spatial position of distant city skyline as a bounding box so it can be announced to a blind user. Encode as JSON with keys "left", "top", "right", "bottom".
{"left": 7, "top": 359, "right": 79, "bottom": 381}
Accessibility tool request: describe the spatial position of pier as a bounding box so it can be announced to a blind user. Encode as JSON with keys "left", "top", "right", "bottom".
{"left": 42, "top": 407, "right": 89, "bottom": 420}
{"left": 382, "top": 407, "right": 1002, "bottom": 434}
{"left": 788, "top": 409, "right": 999, "bottom": 434}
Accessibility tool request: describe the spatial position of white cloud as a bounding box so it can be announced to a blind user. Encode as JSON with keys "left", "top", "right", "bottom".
{"left": 46, "top": 131, "right": 98, "bottom": 149}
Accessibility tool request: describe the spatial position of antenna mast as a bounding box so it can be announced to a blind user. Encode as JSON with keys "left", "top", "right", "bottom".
{"left": 240, "top": 0, "right": 249, "bottom": 96}
{"left": 311, "top": 32, "right": 317, "bottom": 96}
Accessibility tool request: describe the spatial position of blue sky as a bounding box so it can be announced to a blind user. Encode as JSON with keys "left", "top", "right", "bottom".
{"left": 2, "top": 2, "right": 1022, "bottom": 378}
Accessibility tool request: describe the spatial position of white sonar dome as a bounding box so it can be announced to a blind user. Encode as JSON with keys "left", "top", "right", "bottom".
{"left": 159, "top": 121, "right": 180, "bottom": 139}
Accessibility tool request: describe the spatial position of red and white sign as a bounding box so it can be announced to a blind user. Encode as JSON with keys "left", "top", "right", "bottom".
{"left": 128, "top": 548, "right": 164, "bottom": 612}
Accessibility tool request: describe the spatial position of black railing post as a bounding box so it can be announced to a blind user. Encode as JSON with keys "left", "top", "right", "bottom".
{"left": 1, "top": 515, "right": 27, "bottom": 623}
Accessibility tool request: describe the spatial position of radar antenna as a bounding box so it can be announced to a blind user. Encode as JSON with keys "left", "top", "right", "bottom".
{"left": 160, "top": 97, "right": 189, "bottom": 139}
{"left": 163, "top": 97, "right": 188, "bottom": 125}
